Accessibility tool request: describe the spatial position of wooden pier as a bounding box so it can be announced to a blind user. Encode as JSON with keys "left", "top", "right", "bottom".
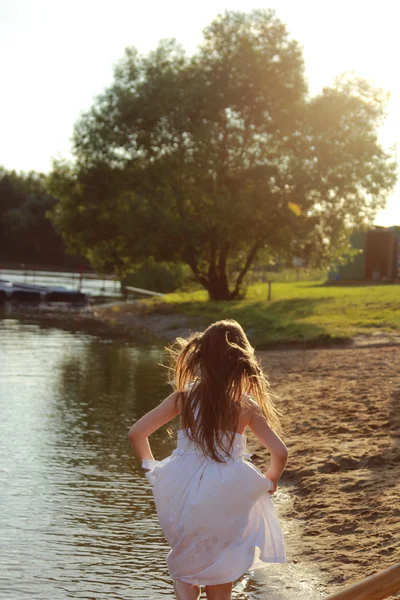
{"left": 325, "top": 564, "right": 400, "bottom": 600}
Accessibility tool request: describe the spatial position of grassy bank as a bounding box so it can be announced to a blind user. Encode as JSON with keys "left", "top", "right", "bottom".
{"left": 142, "top": 281, "right": 400, "bottom": 346}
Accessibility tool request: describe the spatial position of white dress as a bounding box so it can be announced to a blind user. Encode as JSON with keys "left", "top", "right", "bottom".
{"left": 144, "top": 429, "right": 286, "bottom": 585}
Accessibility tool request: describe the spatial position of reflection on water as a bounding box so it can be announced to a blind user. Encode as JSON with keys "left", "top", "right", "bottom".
{"left": 0, "top": 319, "right": 174, "bottom": 599}
{"left": 0, "top": 319, "right": 317, "bottom": 600}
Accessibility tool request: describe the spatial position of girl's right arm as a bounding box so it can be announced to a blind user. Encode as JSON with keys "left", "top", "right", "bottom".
{"left": 128, "top": 391, "right": 180, "bottom": 466}
{"left": 248, "top": 404, "right": 288, "bottom": 494}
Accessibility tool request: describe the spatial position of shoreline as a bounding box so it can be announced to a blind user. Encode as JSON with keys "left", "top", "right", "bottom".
{"left": 2, "top": 303, "right": 400, "bottom": 351}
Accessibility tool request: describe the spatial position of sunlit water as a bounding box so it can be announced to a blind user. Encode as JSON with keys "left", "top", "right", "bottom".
{"left": 0, "top": 318, "right": 322, "bottom": 600}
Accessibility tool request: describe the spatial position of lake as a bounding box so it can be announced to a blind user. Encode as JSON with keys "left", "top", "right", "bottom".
{"left": 0, "top": 318, "right": 320, "bottom": 600}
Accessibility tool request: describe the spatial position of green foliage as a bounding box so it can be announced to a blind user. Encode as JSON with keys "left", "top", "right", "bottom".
{"left": 0, "top": 167, "right": 86, "bottom": 268}
{"left": 48, "top": 9, "right": 397, "bottom": 299}
{"left": 122, "top": 260, "right": 187, "bottom": 294}
{"left": 48, "top": 161, "right": 128, "bottom": 273}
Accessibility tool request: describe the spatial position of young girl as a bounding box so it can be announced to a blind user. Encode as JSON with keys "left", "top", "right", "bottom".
{"left": 128, "top": 320, "right": 287, "bottom": 600}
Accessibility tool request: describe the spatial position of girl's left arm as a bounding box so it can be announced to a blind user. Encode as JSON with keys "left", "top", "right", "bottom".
{"left": 128, "top": 391, "right": 180, "bottom": 465}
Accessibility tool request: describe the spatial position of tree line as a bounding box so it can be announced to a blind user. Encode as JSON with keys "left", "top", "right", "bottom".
{"left": 0, "top": 167, "right": 86, "bottom": 270}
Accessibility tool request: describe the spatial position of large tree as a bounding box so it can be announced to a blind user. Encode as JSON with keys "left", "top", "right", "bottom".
{"left": 49, "top": 10, "right": 397, "bottom": 300}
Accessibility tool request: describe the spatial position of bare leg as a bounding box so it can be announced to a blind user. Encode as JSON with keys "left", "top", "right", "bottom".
{"left": 173, "top": 580, "right": 201, "bottom": 600}
{"left": 205, "top": 582, "right": 233, "bottom": 600}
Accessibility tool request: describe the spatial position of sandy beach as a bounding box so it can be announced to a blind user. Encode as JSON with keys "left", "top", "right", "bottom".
{"left": 251, "top": 345, "right": 400, "bottom": 596}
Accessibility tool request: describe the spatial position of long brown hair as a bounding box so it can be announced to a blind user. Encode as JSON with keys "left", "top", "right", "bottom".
{"left": 166, "top": 319, "right": 281, "bottom": 462}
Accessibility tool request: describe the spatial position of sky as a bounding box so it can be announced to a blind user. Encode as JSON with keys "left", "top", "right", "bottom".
{"left": 0, "top": 0, "right": 399, "bottom": 226}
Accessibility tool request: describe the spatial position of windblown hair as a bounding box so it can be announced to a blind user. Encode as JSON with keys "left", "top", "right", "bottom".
{"left": 166, "top": 319, "right": 281, "bottom": 462}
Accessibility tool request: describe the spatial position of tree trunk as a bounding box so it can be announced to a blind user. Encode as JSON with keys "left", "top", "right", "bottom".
{"left": 189, "top": 264, "right": 234, "bottom": 300}
{"left": 206, "top": 276, "right": 233, "bottom": 301}
{"left": 207, "top": 255, "right": 231, "bottom": 300}
{"left": 187, "top": 244, "right": 257, "bottom": 301}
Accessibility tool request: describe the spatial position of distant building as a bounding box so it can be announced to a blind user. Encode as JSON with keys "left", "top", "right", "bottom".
{"left": 329, "top": 226, "right": 400, "bottom": 283}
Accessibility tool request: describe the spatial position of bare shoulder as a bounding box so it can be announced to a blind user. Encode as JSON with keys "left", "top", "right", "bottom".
{"left": 239, "top": 395, "right": 262, "bottom": 430}
{"left": 241, "top": 394, "right": 262, "bottom": 415}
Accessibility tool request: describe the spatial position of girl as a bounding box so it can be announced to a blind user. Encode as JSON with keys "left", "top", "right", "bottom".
{"left": 128, "top": 320, "right": 288, "bottom": 600}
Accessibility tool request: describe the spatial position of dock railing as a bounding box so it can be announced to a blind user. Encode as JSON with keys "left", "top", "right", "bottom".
{"left": 0, "top": 267, "right": 120, "bottom": 297}
{"left": 325, "top": 564, "right": 400, "bottom": 600}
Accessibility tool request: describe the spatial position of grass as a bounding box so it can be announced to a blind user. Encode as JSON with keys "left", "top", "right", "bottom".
{"left": 143, "top": 281, "right": 400, "bottom": 347}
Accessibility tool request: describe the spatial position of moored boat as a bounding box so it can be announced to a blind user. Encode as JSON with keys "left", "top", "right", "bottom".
{"left": 0, "top": 280, "right": 88, "bottom": 307}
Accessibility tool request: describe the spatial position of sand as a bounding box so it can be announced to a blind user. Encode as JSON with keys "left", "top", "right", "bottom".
{"left": 249, "top": 345, "right": 400, "bottom": 596}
